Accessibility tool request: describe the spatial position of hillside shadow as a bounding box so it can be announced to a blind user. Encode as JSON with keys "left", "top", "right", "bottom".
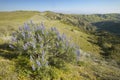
{"left": 92, "top": 20, "right": 120, "bottom": 35}
{"left": 0, "top": 43, "right": 18, "bottom": 60}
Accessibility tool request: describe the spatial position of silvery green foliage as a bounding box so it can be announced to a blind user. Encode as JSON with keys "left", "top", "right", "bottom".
{"left": 9, "top": 21, "right": 80, "bottom": 71}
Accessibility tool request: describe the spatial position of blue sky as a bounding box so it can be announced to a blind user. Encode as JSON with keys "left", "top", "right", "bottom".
{"left": 0, "top": 0, "right": 120, "bottom": 14}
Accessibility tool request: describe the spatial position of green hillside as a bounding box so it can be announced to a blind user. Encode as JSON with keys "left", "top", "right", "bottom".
{"left": 0, "top": 11, "right": 120, "bottom": 80}
{"left": 0, "top": 11, "right": 39, "bottom": 35}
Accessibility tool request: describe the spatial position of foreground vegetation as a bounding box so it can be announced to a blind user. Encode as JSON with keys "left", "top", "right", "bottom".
{"left": 0, "top": 11, "right": 120, "bottom": 80}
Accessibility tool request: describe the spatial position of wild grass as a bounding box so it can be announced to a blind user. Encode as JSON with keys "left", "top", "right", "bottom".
{"left": 0, "top": 57, "right": 18, "bottom": 80}
{"left": 31, "top": 14, "right": 101, "bottom": 54}
{"left": 0, "top": 11, "right": 120, "bottom": 80}
{"left": 0, "top": 11, "right": 39, "bottom": 35}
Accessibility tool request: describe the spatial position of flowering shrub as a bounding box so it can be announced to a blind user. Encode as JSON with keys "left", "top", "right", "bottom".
{"left": 9, "top": 21, "right": 80, "bottom": 71}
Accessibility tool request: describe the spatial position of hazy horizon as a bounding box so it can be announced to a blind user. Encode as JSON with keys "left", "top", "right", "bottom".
{"left": 0, "top": 10, "right": 120, "bottom": 15}
{"left": 0, "top": 0, "right": 120, "bottom": 14}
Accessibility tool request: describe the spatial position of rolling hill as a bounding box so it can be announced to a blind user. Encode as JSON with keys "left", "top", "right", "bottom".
{"left": 0, "top": 11, "right": 120, "bottom": 80}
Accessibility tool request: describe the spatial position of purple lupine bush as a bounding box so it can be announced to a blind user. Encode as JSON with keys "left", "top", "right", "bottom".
{"left": 9, "top": 21, "right": 80, "bottom": 71}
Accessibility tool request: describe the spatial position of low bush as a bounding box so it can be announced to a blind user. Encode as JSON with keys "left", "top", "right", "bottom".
{"left": 9, "top": 21, "right": 80, "bottom": 79}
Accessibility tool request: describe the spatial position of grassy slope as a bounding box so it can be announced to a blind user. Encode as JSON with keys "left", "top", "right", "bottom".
{"left": 30, "top": 13, "right": 101, "bottom": 54}
{"left": 0, "top": 11, "right": 120, "bottom": 80}
{"left": 0, "top": 11, "right": 101, "bottom": 53}
{"left": 0, "top": 11, "right": 39, "bottom": 35}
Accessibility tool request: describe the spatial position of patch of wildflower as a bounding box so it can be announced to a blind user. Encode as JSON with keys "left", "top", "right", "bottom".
{"left": 9, "top": 21, "right": 80, "bottom": 71}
